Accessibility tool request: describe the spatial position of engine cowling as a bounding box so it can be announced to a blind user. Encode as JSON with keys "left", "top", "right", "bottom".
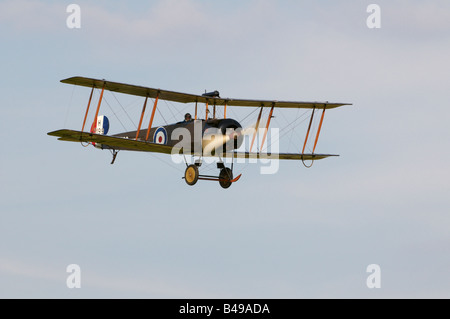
{"left": 217, "top": 118, "right": 243, "bottom": 151}
{"left": 202, "top": 119, "right": 243, "bottom": 155}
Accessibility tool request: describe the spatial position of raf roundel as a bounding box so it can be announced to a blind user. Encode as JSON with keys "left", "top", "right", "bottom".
{"left": 153, "top": 127, "right": 167, "bottom": 145}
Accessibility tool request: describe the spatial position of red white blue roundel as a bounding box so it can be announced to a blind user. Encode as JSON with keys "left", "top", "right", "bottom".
{"left": 153, "top": 127, "right": 167, "bottom": 145}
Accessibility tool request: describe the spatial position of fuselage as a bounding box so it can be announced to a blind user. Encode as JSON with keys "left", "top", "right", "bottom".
{"left": 112, "top": 118, "right": 243, "bottom": 154}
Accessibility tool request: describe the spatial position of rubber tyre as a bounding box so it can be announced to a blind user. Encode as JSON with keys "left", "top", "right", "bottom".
{"left": 185, "top": 165, "right": 199, "bottom": 186}
{"left": 219, "top": 168, "right": 233, "bottom": 189}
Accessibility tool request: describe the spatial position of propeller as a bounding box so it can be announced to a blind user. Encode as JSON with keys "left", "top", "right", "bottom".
{"left": 202, "top": 123, "right": 260, "bottom": 156}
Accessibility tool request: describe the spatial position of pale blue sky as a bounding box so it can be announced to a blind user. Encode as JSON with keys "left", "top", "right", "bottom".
{"left": 1, "top": 0, "right": 450, "bottom": 298}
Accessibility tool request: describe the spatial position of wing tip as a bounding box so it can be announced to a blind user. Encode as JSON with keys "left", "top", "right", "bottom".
{"left": 60, "top": 76, "right": 81, "bottom": 83}
{"left": 47, "top": 129, "right": 66, "bottom": 136}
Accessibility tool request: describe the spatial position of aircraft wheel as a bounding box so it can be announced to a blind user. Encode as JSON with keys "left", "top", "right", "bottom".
{"left": 185, "top": 164, "right": 199, "bottom": 186}
{"left": 219, "top": 168, "right": 233, "bottom": 189}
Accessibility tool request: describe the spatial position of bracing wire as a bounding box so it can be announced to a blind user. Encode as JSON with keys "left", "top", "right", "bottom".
{"left": 102, "top": 96, "right": 128, "bottom": 132}
{"left": 255, "top": 108, "right": 313, "bottom": 155}
{"left": 147, "top": 152, "right": 184, "bottom": 173}
{"left": 110, "top": 91, "right": 137, "bottom": 129}
{"left": 162, "top": 99, "right": 177, "bottom": 123}
{"left": 156, "top": 106, "right": 168, "bottom": 125}
{"left": 168, "top": 100, "right": 191, "bottom": 120}
{"left": 278, "top": 111, "right": 310, "bottom": 148}
{"left": 288, "top": 107, "right": 301, "bottom": 152}
{"left": 240, "top": 107, "right": 260, "bottom": 125}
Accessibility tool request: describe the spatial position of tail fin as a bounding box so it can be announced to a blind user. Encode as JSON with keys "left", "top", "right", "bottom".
{"left": 90, "top": 115, "right": 110, "bottom": 148}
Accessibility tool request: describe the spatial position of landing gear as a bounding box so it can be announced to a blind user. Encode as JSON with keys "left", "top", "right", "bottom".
{"left": 182, "top": 158, "right": 241, "bottom": 188}
{"left": 218, "top": 167, "right": 233, "bottom": 189}
{"left": 184, "top": 164, "right": 199, "bottom": 186}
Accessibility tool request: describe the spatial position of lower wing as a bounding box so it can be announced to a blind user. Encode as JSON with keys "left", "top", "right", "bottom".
{"left": 47, "top": 129, "right": 176, "bottom": 154}
{"left": 222, "top": 152, "right": 338, "bottom": 161}
{"left": 48, "top": 129, "right": 338, "bottom": 160}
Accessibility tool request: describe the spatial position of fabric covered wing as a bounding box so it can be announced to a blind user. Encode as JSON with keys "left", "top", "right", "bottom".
{"left": 61, "top": 76, "right": 351, "bottom": 109}
{"left": 47, "top": 129, "right": 177, "bottom": 154}
{"left": 221, "top": 152, "right": 338, "bottom": 160}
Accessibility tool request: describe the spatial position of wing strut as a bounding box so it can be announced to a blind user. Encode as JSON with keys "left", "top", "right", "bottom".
{"left": 93, "top": 82, "right": 105, "bottom": 131}
{"left": 81, "top": 86, "right": 95, "bottom": 132}
{"left": 145, "top": 92, "right": 160, "bottom": 141}
{"left": 260, "top": 104, "right": 275, "bottom": 151}
{"left": 136, "top": 96, "right": 148, "bottom": 140}
{"left": 250, "top": 106, "right": 264, "bottom": 152}
{"left": 302, "top": 106, "right": 315, "bottom": 155}
{"left": 195, "top": 100, "right": 198, "bottom": 120}
{"left": 300, "top": 104, "right": 326, "bottom": 168}
{"left": 313, "top": 105, "right": 326, "bottom": 153}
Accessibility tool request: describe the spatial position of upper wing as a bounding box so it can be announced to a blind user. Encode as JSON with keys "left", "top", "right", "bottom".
{"left": 48, "top": 129, "right": 177, "bottom": 154}
{"left": 61, "top": 76, "right": 351, "bottom": 110}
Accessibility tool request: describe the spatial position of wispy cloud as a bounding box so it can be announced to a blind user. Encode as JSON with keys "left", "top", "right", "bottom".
{"left": 0, "top": 257, "right": 208, "bottom": 297}
{"left": 386, "top": 0, "right": 450, "bottom": 39}
{"left": 0, "top": 0, "right": 64, "bottom": 33}
{"left": 0, "top": 258, "right": 61, "bottom": 282}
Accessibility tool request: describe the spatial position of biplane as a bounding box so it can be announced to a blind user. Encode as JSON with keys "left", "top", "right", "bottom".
{"left": 48, "top": 77, "right": 351, "bottom": 188}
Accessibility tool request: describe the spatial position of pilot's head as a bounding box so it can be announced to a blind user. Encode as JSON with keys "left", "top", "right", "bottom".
{"left": 184, "top": 113, "right": 192, "bottom": 121}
